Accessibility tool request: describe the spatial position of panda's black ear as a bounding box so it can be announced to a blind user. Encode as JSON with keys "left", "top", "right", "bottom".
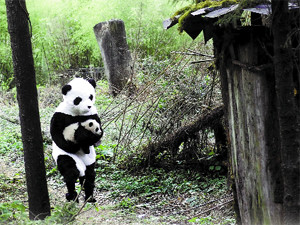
{"left": 62, "top": 84, "right": 72, "bottom": 95}
{"left": 88, "top": 79, "right": 96, "bottom": 88}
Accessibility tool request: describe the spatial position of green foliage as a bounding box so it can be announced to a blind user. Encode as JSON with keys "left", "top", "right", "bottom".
{"left": 0, "top": 0, "right": 13, "bottom": 91}
{"left": 0, "top": 0, "right": 192, "bottom": 87}
{"left": 0, "top": 200, "right": 87, "bottom": 224}
{"left": 118, "top": 197, "right": 135, "bottom": 210}
{"left": 188, "top": 215, "right": 235, "bottom": 224}
{"left": 96, "top": 166, "right": 227, "bottom": 198}
{"left": 0, "top": 201, "right": 26, "bottom": 223}
{"left": 0, "top": 107, "right": 23, "bottom": 155}
{"left": 0, "top": 132, "right": 23, "bottom": 155}
{"left": 47, "top": 202, "right": 79, "bottom": 224}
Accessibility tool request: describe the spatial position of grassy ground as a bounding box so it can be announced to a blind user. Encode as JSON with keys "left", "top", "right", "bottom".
{"left": 0, "top": 153, "right": 234, "bottom": 224}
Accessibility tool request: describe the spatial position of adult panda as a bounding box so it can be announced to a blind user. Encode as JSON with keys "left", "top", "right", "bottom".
{"left": 50, "top": 78, "right": 103, "bottom": 202}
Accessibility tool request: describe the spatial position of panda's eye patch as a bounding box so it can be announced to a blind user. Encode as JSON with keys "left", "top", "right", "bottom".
{"left": 73, "top": 97, "right": 82, "bottom": 105}
{"left": 89, "top": 94, "right": 93, "bottom": 101}
{"left": 95, "top": 128, "right": 99, "bottom": 132}
{"left": 89, "top": 122, "right": 93, "bottom": 127}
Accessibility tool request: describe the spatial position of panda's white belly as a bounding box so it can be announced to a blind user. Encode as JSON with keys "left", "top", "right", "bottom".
{"left": 52, "top": 142, "right": 96, "bottom": 177}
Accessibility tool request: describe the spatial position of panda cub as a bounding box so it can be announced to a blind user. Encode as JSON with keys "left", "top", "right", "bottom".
{"left": 51, "top": 78, "right": 103, "bottom": 203}
{"left": 63, "top": 119, "right": 102, "bottom": 154}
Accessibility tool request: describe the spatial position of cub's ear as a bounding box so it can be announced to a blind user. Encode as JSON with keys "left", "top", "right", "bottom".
{"left": 88, "top": 79, "right": 96, "bottom": 88}
{"left": 62, "top": 84, "right": 72, "bottom": 95}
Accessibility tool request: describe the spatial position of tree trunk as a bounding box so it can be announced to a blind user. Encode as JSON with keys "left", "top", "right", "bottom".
{"left": 5, "top": 0, "right": 51, "bottom": 220}
{"left": 272, "top": 1, "right": 300, "bottom": 224}
{"left": 94, "top": 19, "right": 133, "bottom": 96}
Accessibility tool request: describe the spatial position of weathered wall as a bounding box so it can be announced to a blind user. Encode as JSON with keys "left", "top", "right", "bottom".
{"left": 215, "top": 27, "right": 284, "bottom": 225}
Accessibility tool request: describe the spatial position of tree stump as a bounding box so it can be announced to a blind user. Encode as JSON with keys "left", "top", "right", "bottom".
{"left": 94, "top": 19, "right": 133, "bottom": 96}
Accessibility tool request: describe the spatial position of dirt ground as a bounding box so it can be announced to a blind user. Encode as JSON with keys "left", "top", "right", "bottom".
{"left": 0, "top": 154, "right": 235, "bottom": 225}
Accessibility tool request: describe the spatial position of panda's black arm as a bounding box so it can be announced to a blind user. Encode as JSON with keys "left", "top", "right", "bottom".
{"left": 50, "top": 113, "right": 81, "bottom": 153}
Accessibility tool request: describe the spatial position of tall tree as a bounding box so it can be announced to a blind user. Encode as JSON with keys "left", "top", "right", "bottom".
{"left": 272, "top": 0, "right": 300, "bottom": 224}
{"left": 5, "top": 0, "right": 51, "bottom": 220}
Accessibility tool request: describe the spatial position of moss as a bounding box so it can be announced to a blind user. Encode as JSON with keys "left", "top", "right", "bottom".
{"left": 171, "top": 0, "right": 268, "bottom": 33}
{"left": 172, "top": 0, "right": 239, "bottom": 33}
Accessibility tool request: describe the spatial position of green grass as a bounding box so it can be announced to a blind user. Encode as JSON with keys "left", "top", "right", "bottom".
{"left": 96, "top": 166, "right": 228, "bottom": 199}
{"left": 0, "top": 166, "right": 233, "bottom": 224}
{"left": 0, "top": 0, "right": 193, "bottom": 86}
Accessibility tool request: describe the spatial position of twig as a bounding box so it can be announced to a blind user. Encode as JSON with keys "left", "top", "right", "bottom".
{"left": 171, "top": 50, "right": 214, "bottom": 58}
{"left": 0, "top": 114, "right": 19, "bottom": 124}
{"left": 66, "top": 180, "right": 86, "bottom": 224}
{"left": 191, "top": 198, "right": 234, "bottom": 218}
{"left": 171, "top": 51, "right": 202, "bottom": 56}
{"left": 187, "top": 49, "right": 214, "bottom": 58}
{"left": 191, "top": 59, "right": 214, "bottom": 64}
{"left": 173, "top": 194, "right": 233, "bottom": 215}
{"left": 67, "top": 200, "right": 89, "bottom": 224}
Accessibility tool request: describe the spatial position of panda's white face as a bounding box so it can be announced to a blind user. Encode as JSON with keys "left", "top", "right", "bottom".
{"left": 81, "top": 119, "right": 102, "bottom": 135}
{"left": 61, "top": 78, "right": 96, "bottom": 116}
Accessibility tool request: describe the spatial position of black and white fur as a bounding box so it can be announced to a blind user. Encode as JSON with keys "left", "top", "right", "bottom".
{"left": 51, "top": 78, "right": 103, "bottom": 202}
{"left": 63, "top": 119, "right": 102, "bottom": 154}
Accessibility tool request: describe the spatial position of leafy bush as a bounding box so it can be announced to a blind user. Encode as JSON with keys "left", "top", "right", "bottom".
{"left": 0, "top": 200, "right": 91, "bottom": 224}
{"left": 97, "top": 41, "right": 222, "bottom": 168}
{"left": 0, "top": 0, "right": 13, "bottom": 91}
{"left": 0, "top": 201, "right": 26, "bottom": 223}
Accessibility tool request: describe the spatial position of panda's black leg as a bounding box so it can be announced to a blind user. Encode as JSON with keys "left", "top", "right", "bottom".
{"left": 83, "top": 163, "right": 96, "bottom": 202}
{"left": 57, "top": 155, "right": 80, "bottom": 202}
{"left": 65, "top": 182, "right": 78, "bottom": 202}
{"left": 79, "top": 176, "right": 85, "bottom": 186}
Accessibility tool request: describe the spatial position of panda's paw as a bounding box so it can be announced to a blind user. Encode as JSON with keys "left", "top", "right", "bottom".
{"left": 82, "top": 147, "right": 90, "bottom": 154}
{"left": 85, "top": 196, "right": 96, "bottom": 203}
{"left": 66, "top": 192, "right": 79, "bottom": 203}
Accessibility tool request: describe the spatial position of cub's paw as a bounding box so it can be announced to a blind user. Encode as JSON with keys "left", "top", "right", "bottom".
{"left": 82, "top": 146, "right": 90, "bottom": 154}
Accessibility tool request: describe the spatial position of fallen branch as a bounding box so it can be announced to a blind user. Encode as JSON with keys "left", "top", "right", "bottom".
{"left": 171, "top": 50, "right": 214, "bottom": 59}
{"left": 191, "top": 59, "right": 214, "bottom": 64}
{"left": 0, "top": 114, "right": 19, "bottom": 124}
{"left": 191, "top": 198, "right": 234, "bottom": 218}
{"left": 187, "top": 49, "right": 214, "bottom": 58}
{"left": 177, "top": 194, "right": 233, "bottom": 215}
{"left": 142, "top": 105, "right": 224, "bottom": 166}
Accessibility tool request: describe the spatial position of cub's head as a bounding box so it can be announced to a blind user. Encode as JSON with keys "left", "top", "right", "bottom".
{"left": 81, "top": 119, "right": 102, "bottom": 136}
{"left": 62, "top": 78, "right": 96, "bottom": 115}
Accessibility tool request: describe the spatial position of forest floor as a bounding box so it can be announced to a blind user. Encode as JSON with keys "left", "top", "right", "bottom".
{"left": 0, "top": 147, "right": 235, "bottom": 224}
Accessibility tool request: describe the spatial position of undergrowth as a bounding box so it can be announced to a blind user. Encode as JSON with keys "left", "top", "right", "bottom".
{"left": 0, "top": 163, "right": 234, "bottom": 224}
{"left": 0, "top": 33, "right": 232, "bottom": 224}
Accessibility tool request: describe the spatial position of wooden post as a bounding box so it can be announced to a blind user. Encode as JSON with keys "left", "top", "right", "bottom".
{"left": 94, "top": 19, "right": 133, "bottom": 96}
